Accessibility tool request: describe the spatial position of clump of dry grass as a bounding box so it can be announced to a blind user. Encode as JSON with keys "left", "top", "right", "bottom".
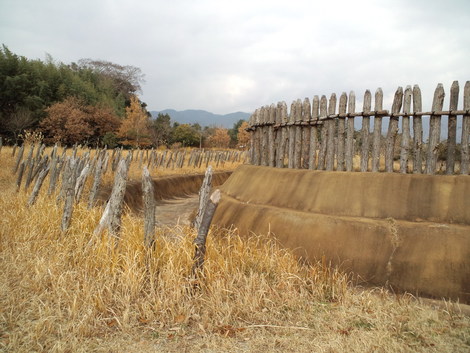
{"left": 1, "top": 146, "right": 469, "bottom": 352}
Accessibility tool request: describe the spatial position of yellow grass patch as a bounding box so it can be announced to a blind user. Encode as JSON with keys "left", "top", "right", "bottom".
{"left": 0, "top": 146, "right": 469, "bottom": 352}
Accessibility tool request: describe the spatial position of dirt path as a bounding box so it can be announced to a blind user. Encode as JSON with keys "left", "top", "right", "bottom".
{"left": 155, "top": 195, "right": 199, "bottom": 227}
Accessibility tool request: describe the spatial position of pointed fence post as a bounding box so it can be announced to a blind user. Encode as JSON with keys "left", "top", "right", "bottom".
{"left": 317, "top": 96, "right": 328, "bottom": 170}
{"left": 361, "top": 90, "right": 372, "bottom": 172}
{"left": 288, "top": 102, "right": 296, "bottom": 168}
{"left": 345, "top": 91, "right": 356, "bottom": 171}
{"left": 28, "top": 164, "right": 50, "bottom": 206}
{"left": 425, "top": 84, "right": 445, "bottom": 174}
{"left": 13, "top": 144, "right": 24, "bottom": 174}
{"left": 400, "top": 86, "right": 412, "bottom": 173}
{"left": 385, "top": 87, "right": 403, "bottom": 172}
{"left": 325, "top": 93, "right": 336, "bottom": 171}
{"left": 48, "top": 156, "right": 63, "bottom": 196}
{"left": 276, "top": 102, "right": 288, "bottom": 168}
{"left": 192, "top": 189, "right": 221, "bottom": 275}
{"left": 446, "top": 81, "right": 459, "bottom": 174}
{"left": 461, "top": 81, "right": 470, "bottom": 174}
{"left": 94, "top": 159, "right": 129, "bottom": 241}
{"left": 61, "top": 158, "right": 78, "bottom": 232}
{"left": 371, "top": 88, "right": 384, "bottom": 172}
{"left": 268, "top": 104, "right": 277, "bottom": 167}
{"left": 337, "top": 93, "right": 347, "bottom": 171}
{"left": 88, "top": 154, "right": 104, "bottom": 208}
{"left": 74, "top": 163, "right": 90, "bottom": 202}
{"left": 412, "top": 85, "right": 423, "bottom": 173}
{"left": 142, "top": 166, "right": 156, "bottom": 247}
{"left": 309, "top": 96, "right": 320, "bottom": 170}
{"left": 16, "top": 161, "right": 25, "bottom": 192}
{"left": 194, "top": 165, "right": 213, "bottom": 231}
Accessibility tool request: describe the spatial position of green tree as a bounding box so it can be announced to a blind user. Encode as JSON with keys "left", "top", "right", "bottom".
{"left": 228, "top": 119, "right": 245, "bottom": 147}
{"left": 171, "top": 124, "right": 200, "bottom": 147}
{"left": 149, "top": 113, "right": 172, "bottom": 147}
{"left": 0, "top": 45, "right": 147, "bottom": 141}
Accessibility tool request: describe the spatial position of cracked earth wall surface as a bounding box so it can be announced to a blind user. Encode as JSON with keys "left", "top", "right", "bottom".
{"left": 212, "top": 165, "right": 470, "bottom": 304}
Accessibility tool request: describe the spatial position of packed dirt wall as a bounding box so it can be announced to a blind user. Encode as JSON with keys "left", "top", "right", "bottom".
{"left": 97, "top": 171, "right": 232, "bottom": 213}
{"left": 212, "top": 165, "right": 470, "bottom": 304}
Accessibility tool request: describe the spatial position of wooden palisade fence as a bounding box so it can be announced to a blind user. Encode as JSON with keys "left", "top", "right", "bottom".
{"left": 247, "top": 81, "right": 470, "bottom": 175}
{"left": 11, "top": 142, "right": 232, "bottom": 256}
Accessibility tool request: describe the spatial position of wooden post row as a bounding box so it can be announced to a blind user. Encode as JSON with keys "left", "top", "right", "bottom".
{"left": 246, "top": 81, "right": 470, "bottom": 175}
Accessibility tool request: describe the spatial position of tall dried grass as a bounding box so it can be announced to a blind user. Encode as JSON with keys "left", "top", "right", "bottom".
{"left": 0, "top": 146, "right": 469, "bottom": 352}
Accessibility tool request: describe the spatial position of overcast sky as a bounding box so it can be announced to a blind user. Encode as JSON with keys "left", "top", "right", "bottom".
{"left": 1, "top": 0, "right": 469, "bottom": 114}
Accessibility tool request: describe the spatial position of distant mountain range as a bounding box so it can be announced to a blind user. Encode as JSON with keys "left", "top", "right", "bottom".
{"left": 150, "top": 109, "right": 251, "bottom": 128}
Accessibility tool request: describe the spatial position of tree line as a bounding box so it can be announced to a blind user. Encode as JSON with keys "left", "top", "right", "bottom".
{"left": 0, "top": 45, "right": 249, "bottom": 149}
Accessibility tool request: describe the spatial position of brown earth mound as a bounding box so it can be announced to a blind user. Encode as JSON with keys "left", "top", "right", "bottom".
{"left": 97, "top": 171, "right": 232, "bottom": 213}
{"left": 213, "top": 165, "right": 470, "bottom": 304}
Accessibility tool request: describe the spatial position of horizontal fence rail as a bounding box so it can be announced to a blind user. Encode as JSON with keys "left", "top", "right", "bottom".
{"left": 247, "top": 81, "right": 470, "bottom": 175}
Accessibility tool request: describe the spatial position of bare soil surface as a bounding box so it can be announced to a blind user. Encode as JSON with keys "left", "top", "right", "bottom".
{"left": 155, "top": 195, "right": 199, "bottom": 227}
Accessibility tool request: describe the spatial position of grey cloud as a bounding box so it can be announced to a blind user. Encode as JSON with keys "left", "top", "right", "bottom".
{"left": 1, "top": 0, "right": 469, "bottom": 114}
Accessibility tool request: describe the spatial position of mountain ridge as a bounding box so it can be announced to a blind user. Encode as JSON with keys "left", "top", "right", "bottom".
{"left": 150, "top": 109, "right": 251, "bottom": 128}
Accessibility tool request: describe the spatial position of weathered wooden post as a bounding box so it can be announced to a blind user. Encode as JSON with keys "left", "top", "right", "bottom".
{"left": 360, "top": 90, "right": 372, "bottom": 172}
{"left": 461, "top": 81, "right": 470, "bottom": 175}
{"left": 288, "top": 101, "right": 296, "bottom": 169}
{"left": 47, "top": 153, "right": 59, "bottom": 195}
{"left": 74, "top": 163, "right": 91, "bottom": 202}
{"left": 34, "top": 143, "right": 45, "bottom": 163}
{"left": 425, "top": 84, "right": 445, "bottom": 174}
{"left": 61, "top": 158, "right": 78, "bottom": 232}
{"left": 293, "top": 99, "right": 303, "bottom": 169}
{"left": 24, "top": 146, "right": 37, "bottom": 190}
{"left": 268, "top": 104, "right": 276, "bottom": 167}
{"left": 192, "top": 189, "right": 221, "bottom": 275}
{"left": 274, "top": 103, "right": 282, "bottom": 168}
{"left": 194, "top": 165, "right": 213, "bottom": 231}
{"left": 13, "top": 144, "right": 24, "bottom": 174}
{"left": 30, "top": 155, "right": 49, "bottom": 187}
{"left": 385, "top": 87, "right": 403, "bottom": 172}
{"left": 412, "top": 85, "right": 423, "bottom": 173}
{"left": 308, "top": 96, "right": 320, "bottom": 170}
{"left": 260, "top": 106, "right": 269, "bottom": 166}
{"left": 16, "top": 161, "right": 25, "bottom": 192}
{"left": 94, "top": 159, "right": 129, "bottom": 241}
{"left": 345, "top": 91, "right": 356, "bottom": 171}
{"left": 399, "top": 86, "right": 412, "bottom": 173}
{"left": 371, "top": 88, "right": 384, "bottom": 172}
{"left": 47, "top": 156, "right": 62, "bottom": 196}
{"left": 317, "top": 95, "right": 328, "bottom": 170}
{"left": 57, "top": 158, "right": 70, "bottom": 202}
{"left": 254, "top": 109, "right": 262, "bottom": 166}
{"left": 325, "top": 93, "right": 337, "bottom": 171}
{"left": 142, "top": 166, "right": 156, "bottom": 247}
{"left": 446, "top": 81, "right": 459, "bottom": 174}
{"left": 336, "top": 93, "right": 347, "bottom": 171}
{"left": 276, "top": 102, "right": 288, "bottom": 168}
{"left": 301, "top": 98, "right": 311, "bottom": 169}
{"left": 28, "top": 164, "right": 50, "bottom": 206}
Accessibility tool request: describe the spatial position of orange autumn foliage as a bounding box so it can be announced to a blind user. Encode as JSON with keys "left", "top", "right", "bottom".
{"left": 117, "top": 95, "right": 151, "bottom": 147}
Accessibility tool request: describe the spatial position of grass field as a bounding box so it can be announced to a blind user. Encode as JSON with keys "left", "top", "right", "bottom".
{"left": 0, "top": 145, "right": 469, "bottom": 352}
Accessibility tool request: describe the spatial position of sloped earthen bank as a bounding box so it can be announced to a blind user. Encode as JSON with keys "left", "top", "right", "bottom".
{"left": 212, "top": 165, "right": 470, "bottom": 304}
{"left": 97, "top": 171, "right": 232, "bottom": 212}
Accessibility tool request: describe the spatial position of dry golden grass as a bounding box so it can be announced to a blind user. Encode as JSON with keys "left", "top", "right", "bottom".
{"left": 0, "top": 146, "right": 469, "bottom": 352}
